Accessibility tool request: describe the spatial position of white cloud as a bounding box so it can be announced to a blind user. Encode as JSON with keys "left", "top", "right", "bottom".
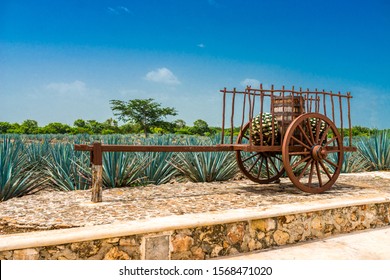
{"left": 197, "top": 43, "right": 205, "bottom": 48}
{"left": 45, "top": 80, "right": 87, "bottom": 94}
{"left": 108, "top": 6, "right": 131, "bottom": 15}
{"left": 240, "top": 78, "right": 260, "bottom": 88}
{"left": 145, "top": 68, "right": 181, "bottom": 85}
{"left": 119, "top": 6, "right": 130, "bottom": 13}
{"left": 107, "top": 7, "right": 117, "bottom": 14}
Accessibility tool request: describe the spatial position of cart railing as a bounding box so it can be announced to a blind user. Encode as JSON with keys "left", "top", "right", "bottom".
{"left": 220, "top": 84, "right": 354, "bottom": 148}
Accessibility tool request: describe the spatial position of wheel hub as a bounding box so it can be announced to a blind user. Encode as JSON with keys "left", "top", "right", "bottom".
{"left": 311, "top": 145, "right": 327, "bottom": 161}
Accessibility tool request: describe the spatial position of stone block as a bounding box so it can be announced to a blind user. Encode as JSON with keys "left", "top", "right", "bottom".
{"left": 13, "top": 248, "right": 39, "bottom": 260}
{"left": 144, "top": 235, "right": 170, "bottom": 260}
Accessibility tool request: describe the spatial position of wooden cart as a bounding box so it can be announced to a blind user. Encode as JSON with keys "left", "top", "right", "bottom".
{"left": 75, "top": 84, "right": 356, "bottom": 202}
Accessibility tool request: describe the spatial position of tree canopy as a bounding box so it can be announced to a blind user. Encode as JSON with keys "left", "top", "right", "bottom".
{"left": 110, "top": 98, "right": 177, "bottom": 137}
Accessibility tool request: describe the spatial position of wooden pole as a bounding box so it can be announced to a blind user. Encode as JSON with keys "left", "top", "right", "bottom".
{"left": 221, "top": 88, "right": 226, "bottom": 144}
{"left": 91, "top": 142, "right": 103, "bottom": 203}
{"left": 91, "top": 164, "right": 103, "bottom": 203}
{"left": 231, "top": 88, "right": 236, "bottom": 144}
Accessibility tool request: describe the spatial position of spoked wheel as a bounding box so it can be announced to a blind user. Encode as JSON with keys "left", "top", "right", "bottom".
{"left": 282, "top": 113, "right": 343, "bottom": 193}
{"left": 236, "top": 122, "right": 285, "bottom": 184}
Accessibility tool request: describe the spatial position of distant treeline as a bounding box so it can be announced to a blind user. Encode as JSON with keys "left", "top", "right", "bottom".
{"left": 0, "top": 119, "right": 385, "bottom": 137}
{"left": 0, "top": 118, "right": 222, "bottom": 136}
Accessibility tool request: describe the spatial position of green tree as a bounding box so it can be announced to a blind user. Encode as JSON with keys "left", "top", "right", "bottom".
{"left": 72, "top": 119, "right": 92, "bottom": 134}
{"left": 110, "top": 98, "right": 177, "bottom": 137}
{"left": 119, "top": 123, "right": 141, "bottom": 134}
{"left": 0, "top": 122, "right": 12, "bottom": 134}
{"left": 73, "top": 119, "right": 87, "bottom": 128}
{"left": 86, "top": 120, "right": 104, "bottom": 134}
{"left": 101, "top": 118, "right": 119, "bottom": 134}
{"left": 6, "top": 123, "right": 21, "bottom": 134}
{"left": 20, "top": 120, "right": 39, "bottom": 134}
{"left": 173, "top": 119, "right": 186, "bottom": 129}
{"left": 41, "top": 122, "right": 72, "bottom": 134}
{"left": 190, "top": 119, "right": 211, "bottom": 136}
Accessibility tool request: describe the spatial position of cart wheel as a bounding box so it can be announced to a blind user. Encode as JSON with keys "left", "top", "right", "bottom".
{"left": 282, "top": 113, "right": 343, "bottom": 193}
{"left": 236, "top": 122, "right": 285, "bottom": 184}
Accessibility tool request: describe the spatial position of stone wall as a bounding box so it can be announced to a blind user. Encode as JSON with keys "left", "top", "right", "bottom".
{"left": 1, "top": 202, "right": 389, "bottom": 260}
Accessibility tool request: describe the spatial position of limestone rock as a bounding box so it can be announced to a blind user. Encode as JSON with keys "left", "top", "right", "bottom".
{"left": 273, "top": 230, "right": 290, "bottom": 246}
{"left": 311, "top": 217, "right": 323, "bottom": 231}
{"left": 211, "top": 245, "right": 223, "bottom": 257}
{"left": 191, "top": 247, "right": 205, "bottom": 260}
{"left": 0, "top": 251, "right": 12, "bottom": 260}
{"left": 284, "top": 215, "right": 295, "bottom": 223}
{"left": 103, "top": 247, "right": 130, "bottom": 260}
{"left": 247, "top": 239, "right": 262, "bottom": 251}
{"left": 227, "top": 224, "right": 245, "bottom": 244}
{"left": 70, "top": 241, "right": 100, "bottom": 258}
{"left": 334, "top": 215, "right": 345, "bottom": 225}
{"left": 106, "top": 238, "right": 120, "bottom": 244}
{"left": 172, "top": 235, "right": 194, "bottom": 252}
{"left": 171, "top": 251, "right": 192, "bottom": 260}
{"left": 251, "top": 218, "right": 276, "bottom": 232}
{"left": 13, "top": 248, "right": 39, "bottom": 260}
{"left": 119, "top": 237, "right": 137, "bottom": 246}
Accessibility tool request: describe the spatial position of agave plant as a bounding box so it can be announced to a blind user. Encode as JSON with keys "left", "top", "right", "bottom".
{"left": 323, "top": 138, "right": 370, "bottom": 173}
{"left": 357, "top": 130, "right": 390, "bottom": 171}
{"left": 101, "top": 137, "right": 150, "bottom": 188}
{"left": 141, "top": 135, "right": 180, "bottom": 185}
{"left": 0, "top": 136, "right": 46, "bottom": 201}
{"left": 171, "top": 151, "right": 238, "bottom": 182}
{"left": 102, "top": 152, "right": 150, "bottom": 188}
{"left": 170, "top": 137, "right": 238, "bottom": 182}
{"left": 25, "top": 139, "right": 51, "bottom": 164}
{"left": 43, "top": 142, "right": 91, "bottom": 191}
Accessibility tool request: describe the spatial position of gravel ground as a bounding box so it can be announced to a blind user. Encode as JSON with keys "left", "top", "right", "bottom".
{"left": 0, "top": 171, "right": 389, "bottom": 235}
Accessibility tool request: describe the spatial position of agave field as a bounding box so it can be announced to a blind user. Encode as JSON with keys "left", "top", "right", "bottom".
{"left": 0, "top": 131, "right": 389, "bottom": 201}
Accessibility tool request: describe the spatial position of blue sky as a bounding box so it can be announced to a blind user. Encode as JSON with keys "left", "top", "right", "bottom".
{"left": 1, "top": 0, "right": 389, "bottom": 128}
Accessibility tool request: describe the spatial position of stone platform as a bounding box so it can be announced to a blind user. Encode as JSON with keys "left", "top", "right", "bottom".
{"left": 0, "top": 171, "right": 389, "bottom": 260}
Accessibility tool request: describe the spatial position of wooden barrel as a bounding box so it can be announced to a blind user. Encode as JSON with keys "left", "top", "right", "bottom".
{"left": 272, "top": 95, "right": 305, "bottom": 135}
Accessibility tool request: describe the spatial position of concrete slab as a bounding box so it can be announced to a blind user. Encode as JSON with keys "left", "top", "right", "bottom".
{"left": 221, "top": 227, "right": 390, "bottom": 260}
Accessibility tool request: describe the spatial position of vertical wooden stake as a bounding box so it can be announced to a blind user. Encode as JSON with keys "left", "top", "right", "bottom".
{"left": 91, "top": 142, "right": 103, "bottom": 203}
{"left": 91, "top": 164, "right": 103, "bottom": 203}
{"left": 221, "top": 88, "right": 226, "bottom": 144}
